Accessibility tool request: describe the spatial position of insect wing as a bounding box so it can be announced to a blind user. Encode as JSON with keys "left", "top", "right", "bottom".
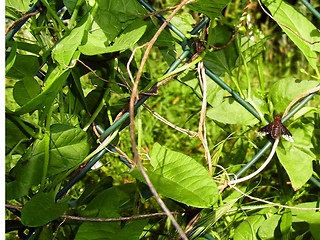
{"left": 258, "top": 123, "right": 272, "bottom": 136}
{"left": 280, "top": 125, "right": 294, "bottom": 142}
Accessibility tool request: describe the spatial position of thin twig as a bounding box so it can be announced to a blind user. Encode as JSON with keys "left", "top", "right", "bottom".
{"left": 257, "top": 0, "right": 320, "bottom": 45}
{"left": 60, "top": 212, "right": 181, "bottom": 222}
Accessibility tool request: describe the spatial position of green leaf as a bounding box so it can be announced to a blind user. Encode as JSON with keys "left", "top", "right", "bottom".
{"left": 79, "top": 0, "right": 146, "bottom": 55}
{"left": 206, "top": 97, "right": 259, "bottom": 125}
{"left": 258, "top": 214, "right": 282, "bottom": 240}
{"left": 13, "top": 67, "right": 71, "bottom": 115}
{"left": 82, "top": 184, "right": 136, "bottom": 218}
{"left": 205, "top": 25, "right": 238, "bottom": 77}
{"left": 47, "top": 124, "right": 90, "bottom": 176}
{"left": 234, "top": 210, "right": 267, "bottom": 240}
{"left": 13, "top": 77, "right": 41, "bottom": 106}
{"left": 262, "top": 0, "right": 320, "bottom": 70}
{"left": 6, "top": 53, "right": 40, "bottom": 80}
{"left": 77, "top": 176, "right": 113, "bottom": 206}
{"left": 276, "top": 117, "right": 315, "bottom": 190}
{"left": 52, "top": 14, "right": 89, "bottom": 65}
{"left": 21, "top": 191, "right": 68, "bottom": 227}
{"left": 5, "top": 0, "right": 30, "bottom": 12}
{"left": 5, "top": 42, "right": 17, "bottom": 74}
{"left": 102, "top": 18, "right": 147, "bottom": 53}
{"left": 280, "top": 209, "right": 292, "bottom": 236}
{"left": 75, "top": 220, "right": 147, "bottom": 240}
{"left": 187, "top": 0, "right": 231, "bottom": 20}
{"left": 132, "top": 143, "right": 218, "bottom": 208}
{"left": 269, "top": 78, "right": 319, "bottom": 113}
{"left": 240, "top": 35, "right": 269, "bottom": 64}
{"left": 5, "top": 117, "right": 29, "bottom": 155}
{"left": 6, "top": 124, "right": 89, "bottom": 199}
{"left": 291, "top": 202, "right": 320, "bottom": 240}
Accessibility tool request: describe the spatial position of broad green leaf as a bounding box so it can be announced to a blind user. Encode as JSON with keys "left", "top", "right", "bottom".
{"left": 21, "top": 191, "right": 68, "bottom": 227}
{"left": 240, "top": 35, "right": 269, "bottom": 64}
{"left": 132, "top": 143, "right": 218, "bottom": 208}
{"left": 262, "top": 0, "right": 320, "bottom": 70}
{"left": 5, "top": 42, "right": 17, "bottom": 74}
{"left": 291, "top": 202, "right": 320, "bottom": 240}
{"left": 187, "top": 0, "right": 231, "bottom": 20}
{"left": 77, "top": 176, "right": 113, "bottom": 206}
{"left": 234, "top": 210, "right": 267, "bottom": 240}
{"left": 6, "top": 124, "right": 89, "bottom": 199}
{"left": 270, "top": 78, "right": 319, "bottom": 113}
{"left": 207, "top": 97, "right": 259, "bottom": 125}
{"left": 6, "top": 53, "right": 40, "bottom": 80}
{"left": 258, "top": 214, "right": 282, "bottom": 240}
{"left": 280, "top": 209, "right": 292, "bottom": 236}
{"left": 205, "top": 25, "right": 238, "bottom": 77}
{"left": 82, "top": 184, "right": 136, "bottom": 218}
{"left": 13, "top": 78, "right": 41, "bottom": 106}
{"left": 75, "top": 219, "right": 147, "bottom": 240}
{"left": 276, "top": 117, "right": 315, "bottom": 190}
{"left": 78, "top": 13, "right": 122, "bottom": 55}
{"left": 79, "top": 0, "right": 146, "bottom": 55}
{"left": 46, "top": 124, "right": 90, "bottom": 176}
{"left": 5, "top": 0, "right": 30, "bottom": 12}
{"left": 13, "top": 67, "right": 71, "bottom": 115}
{"left": 5, "top": 117, "right": 29, "bottom": 155}
{"left": 102, "top": 18, "right": 147, "bottom": 53}
{"left": 52, "top": 14, "right": 89, "bottom": 65}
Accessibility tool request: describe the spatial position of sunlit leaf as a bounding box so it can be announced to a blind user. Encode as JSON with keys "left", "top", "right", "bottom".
{"left": 262, "top": 0, "right": 320, "bottom": 70}
{"left": 207, "top": 97, "right": 259, "bottom": 125}
{"left": 132, "top": 143, "right": 218, "bottom": 208}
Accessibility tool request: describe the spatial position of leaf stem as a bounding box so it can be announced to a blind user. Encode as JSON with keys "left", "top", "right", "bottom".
{"left": 40, "top": 104, "right": 53, "bottom": 190}
{"left": 68, "top": 0, "right": 84, "bottom": 29}
{"left": 82, "top": 89, "right": 109, "bottom": 131}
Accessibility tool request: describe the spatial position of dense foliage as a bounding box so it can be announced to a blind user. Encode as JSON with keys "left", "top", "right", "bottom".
{"left": 5, "top": 0, "right": 320, "bottom": 239}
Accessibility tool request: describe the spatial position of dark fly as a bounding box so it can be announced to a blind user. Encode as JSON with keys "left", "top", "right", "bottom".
{"left": 258, "top": 115, "right": 293, "bottom": 142}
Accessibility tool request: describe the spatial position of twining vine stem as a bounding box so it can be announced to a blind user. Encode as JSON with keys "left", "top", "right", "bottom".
{"left": 128, "top": 1, "right": 198, "bottom": 239}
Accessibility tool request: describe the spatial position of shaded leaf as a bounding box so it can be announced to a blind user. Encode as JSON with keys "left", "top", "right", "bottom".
{"left": 75, "top": 220, "right": 147, "bottom": 240}
{"left": 6, "top": 53, "right": 40, "bottom": 80}
{"left": 102, "top": 18, "right": 147, "bottom": 53}
{"left": 21, "top": 191, "right": 68, "bottom": 227}
{"left": 6, "top": 124, "right": 89, "bottom": 199}
{"left": 79, "top": 0, "right": 146, "bottom": 55}
{"left": 13, "top": 77, "right": 41, "bottom": 106}
{"left": 5, "top": 41, "right": 17, "bottom": 74}
{"left": 187, "top": 0, "right": 231, "bottom": 20}
{"left": 13, "top": 67, "right": 71, "bottom": 115}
